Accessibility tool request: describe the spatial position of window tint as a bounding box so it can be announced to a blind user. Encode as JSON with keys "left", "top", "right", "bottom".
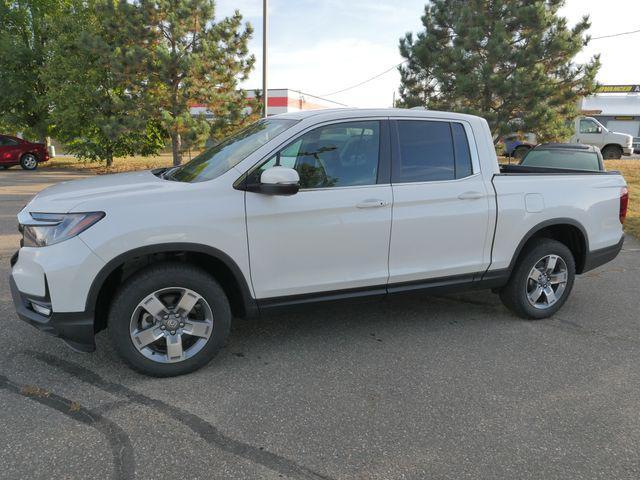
{"left": 394, "top": 121, "right": 473, "bottom": 183}
{"left": 254, "top": 121, "right": 380, "bottom": 189}
{"left": 0, "top": 136, "right": 18, "bottom": 146}
{"left": 580, "top": 119, "right": 599, "bottom": 134}
{"left": 520, "top": 150, "right": 601, "bottom": 171}
{"left": 166, "top": 119, "right": 297, "bottom": 183}
{"left": 451, "top": 123, "right": 473, "bottom": 178}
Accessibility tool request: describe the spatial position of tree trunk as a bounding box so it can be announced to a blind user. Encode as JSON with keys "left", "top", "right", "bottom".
{"left": 171, "top": 132, "right": 182, "bottom": 166}
{"left": 106, "top": 154, "right": 113, "bottom": 168}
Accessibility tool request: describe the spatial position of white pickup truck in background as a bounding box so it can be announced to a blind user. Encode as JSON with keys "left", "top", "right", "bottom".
{"left": 11, "top": 108, "right": 628, "bottom": 376}
{"left": 571, "top": 116, "right": 634, "bottom": 159}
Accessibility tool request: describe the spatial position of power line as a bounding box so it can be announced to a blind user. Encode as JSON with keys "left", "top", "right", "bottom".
{"left": 320, "top": 60, "right": 408, "bottom": 97}
{"left": 591, "top": 27, "right": 640, "bottom": 40}
{"left": 318, "top": 27, "right": 640, "bottom": 98}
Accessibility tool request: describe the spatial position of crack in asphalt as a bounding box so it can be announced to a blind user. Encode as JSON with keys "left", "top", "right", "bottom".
{"left": 0, "top": 374, "right": 135, "bottom": 480}
{"left": 25, "top": 350, "right": 334, "bottom": 480}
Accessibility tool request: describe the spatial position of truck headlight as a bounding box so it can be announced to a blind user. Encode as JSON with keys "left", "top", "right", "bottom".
{"left": 21, "top": 212, "right": 105, "bottom": 247}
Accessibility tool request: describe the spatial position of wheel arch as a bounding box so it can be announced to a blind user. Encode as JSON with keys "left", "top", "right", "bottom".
{"left": 88, "top": 243, "right": 258, "bottom": 333}
{"left": 601, "top": 143, "right": 623, "bottom": 155}
{"left": 507, "top": 218, "right": 589, "bottom": 275}
{"left": 20, "top": 151, "right": 39, "bottom": 162}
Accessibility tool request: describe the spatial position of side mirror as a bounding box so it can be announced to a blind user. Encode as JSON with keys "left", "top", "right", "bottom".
{"left": 246, "top": 166, "right": 300, "bottom": 195}
{"left": 596, "top": 126, "right": 602, "bottom": 134}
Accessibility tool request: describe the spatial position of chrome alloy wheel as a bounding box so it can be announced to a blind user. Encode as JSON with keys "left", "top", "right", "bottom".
{"left": 22, "top": 154, "right": 37, "bottom": 169}
{"left": 526, "top": 255, "right": 568, "bottom": 310}
{"left": 129, "top": 287, "right": 214, "bottom": 363}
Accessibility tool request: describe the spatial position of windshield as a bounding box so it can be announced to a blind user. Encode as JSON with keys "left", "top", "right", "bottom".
{"left": 520, "top": 149, "right": 601, "bottom": 171}
{"left": 166, "top": 118, "right": 297, "bottom": 183}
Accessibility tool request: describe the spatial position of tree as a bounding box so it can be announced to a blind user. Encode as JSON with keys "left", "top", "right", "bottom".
{"left": 397, "top": 0, "right": 600, "bottom": 142}
{"left": 45, "top": 0, "right": 164, "bottom": 166}
{"left": 0, "top": 0, "right": 66, "bottom": 140}
{"left": 141, "top": 0, "right": 255, "bottom": 166}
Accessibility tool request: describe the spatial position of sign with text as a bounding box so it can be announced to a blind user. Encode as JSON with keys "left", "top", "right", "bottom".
{"left": 595, "top": 85, "right": 640, "bottom": 93}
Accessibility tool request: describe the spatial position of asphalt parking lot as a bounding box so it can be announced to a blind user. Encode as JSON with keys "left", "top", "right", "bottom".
{"left": 1, "top": 169, "right": 640, "bottom": 480}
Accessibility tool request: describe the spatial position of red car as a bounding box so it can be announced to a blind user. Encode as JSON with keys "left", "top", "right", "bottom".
{"left": 0, "top": 135, "right": 49, "bottom": 170}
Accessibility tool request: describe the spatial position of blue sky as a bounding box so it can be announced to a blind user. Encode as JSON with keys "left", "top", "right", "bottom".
{"left": 215, "top": 0, "right": 640, "bottom": 107}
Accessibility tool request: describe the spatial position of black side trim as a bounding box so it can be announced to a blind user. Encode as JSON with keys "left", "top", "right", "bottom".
{"left": 500, "top": 218, "right": 589, "bottom": 274}
{"left": 86, "top": 243, "right": 258, "bottom": 318}
{"left": 259, "top": 270, "right": 512, "bottom": 312}
{"left": 582, "top": 236, "right": 624, "bottom": 273}
{"left": 478, "top": 268, "right": 511, "bottom": 288}
{"left": 10, "top": 275, "right": 95, "bottom": 352}
{"left": 10, "top": 250, "right": 18, "bottom": 267}
{"left": 258, "top": 285, "right": 387, "bottom": 312}
{"left": 387, "top": 272, "right": 476, "bottom": 294}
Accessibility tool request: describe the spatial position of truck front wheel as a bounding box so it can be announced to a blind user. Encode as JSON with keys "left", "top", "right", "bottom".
{"left": 108, "top": 262, "right": 231, "bottom": 376}
{"left": 499, "top": 239, "right": 575, "bottom": 319}
{"left": 601, "top": 145, "right": 622, "bottom": 160}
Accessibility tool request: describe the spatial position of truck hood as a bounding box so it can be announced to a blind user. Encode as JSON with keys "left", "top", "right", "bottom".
{"left": 608, "top": 131, "right": 634, "bottom": 146}
{"left": 25, "top": 170, "right": 168, "bottom": 213}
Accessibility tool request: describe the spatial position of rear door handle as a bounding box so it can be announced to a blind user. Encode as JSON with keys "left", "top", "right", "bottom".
{"left": 356, "top": 199, "right": 388, "bottom": 208}
{"left": 458, "top": 191, "right": 484, "bottom": 200}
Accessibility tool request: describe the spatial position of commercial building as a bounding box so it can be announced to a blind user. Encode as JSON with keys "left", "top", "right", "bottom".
{"left": 580, "top": 85, "right": 640, "bottom": 152}
{"left": 190, "top": 88, "right": 346, "bottom": 119}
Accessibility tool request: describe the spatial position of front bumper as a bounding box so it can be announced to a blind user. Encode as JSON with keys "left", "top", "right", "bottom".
{"left": 10, "top": 274, "right": 96, "bottom": 352}
{"left": 623, "top": 147, "right": 633, "bottom": 156}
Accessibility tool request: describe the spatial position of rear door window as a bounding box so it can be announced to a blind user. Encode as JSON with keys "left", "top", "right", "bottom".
{"left": 393, "top": 120, "right": 473, "bottom": 183}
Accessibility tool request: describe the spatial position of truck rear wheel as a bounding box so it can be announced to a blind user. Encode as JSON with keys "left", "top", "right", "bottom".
{"left": 108, "top": 262, "right": 231, "bottom": 377}
{"left": 601, "top": 145, "right": 622, "bottom": 160}
{"left": 499, "top": 239, "right": 575, "bottom": 319}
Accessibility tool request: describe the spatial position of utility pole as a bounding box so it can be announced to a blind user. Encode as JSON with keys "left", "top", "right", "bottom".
{"left": 262, "top": 0, "right": 268, "bottom": 118}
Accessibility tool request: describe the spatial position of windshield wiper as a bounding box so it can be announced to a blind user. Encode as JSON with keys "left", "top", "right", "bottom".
{"left": 161, "top": 166, "right": 180, "bottom": 180}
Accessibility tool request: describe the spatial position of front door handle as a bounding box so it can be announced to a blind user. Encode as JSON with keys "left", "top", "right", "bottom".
{"left": 356, "top": 199, "right": 388, "bottom": 208}
{"left": 458, "top": 191, "right": 484, "bottom": 200}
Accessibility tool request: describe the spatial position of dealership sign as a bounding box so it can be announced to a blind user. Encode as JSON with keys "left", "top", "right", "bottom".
{"left": 595, "top": 85, "right": 640, "bottom": 93}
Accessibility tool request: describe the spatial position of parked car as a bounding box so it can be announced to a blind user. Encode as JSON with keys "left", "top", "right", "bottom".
{"left": 0, "top": 135, "right": 49, "bottom": 170}
{"left": 11, "top": 109, "right": 628, "bottom": 376}
{"left": 519, "top": 143, "right": 605, "bottom": 171}
{"left": 499, "top": 132, "right": 537, "bottom": 159}
{"left": 570, "top": 116, "right": 634, "bottom": 159}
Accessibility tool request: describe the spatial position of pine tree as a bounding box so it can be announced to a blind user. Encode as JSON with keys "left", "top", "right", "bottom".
{"left": 398, "top": 0, "right": 600, "bottom": 142}
{"left": 141, "top": 0, "right": 255, "bottom": 166}
{"left": 0, "top": 0, "right": 65, "bottom": 140}
{"left": 45, "top": 0, "right": 164, "bottom": 167}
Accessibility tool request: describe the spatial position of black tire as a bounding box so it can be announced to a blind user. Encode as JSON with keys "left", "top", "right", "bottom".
{"left": 108, "top": 262, "right": 231, "bottom": 377}
{"left": 601, "top": 145, "right": 622, "bottom": 160}
{"left": 499, "top": 239, "right": 575, "bottom": 319}
{"left": 0, "top": 165, "right": 8, "bottom": 170}
{"left": 20, "top": 153, "right": 38, "bottom": 170}
{"left": 513, "top": 146, "right": 530, "bottom": 161}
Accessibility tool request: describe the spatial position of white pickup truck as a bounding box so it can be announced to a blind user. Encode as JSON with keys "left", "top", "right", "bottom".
{"left": 11, "top": 109, "right": 628, "bottom": 376}
{"left": 571, "top": 116, "right": 634, "bottom": 159}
